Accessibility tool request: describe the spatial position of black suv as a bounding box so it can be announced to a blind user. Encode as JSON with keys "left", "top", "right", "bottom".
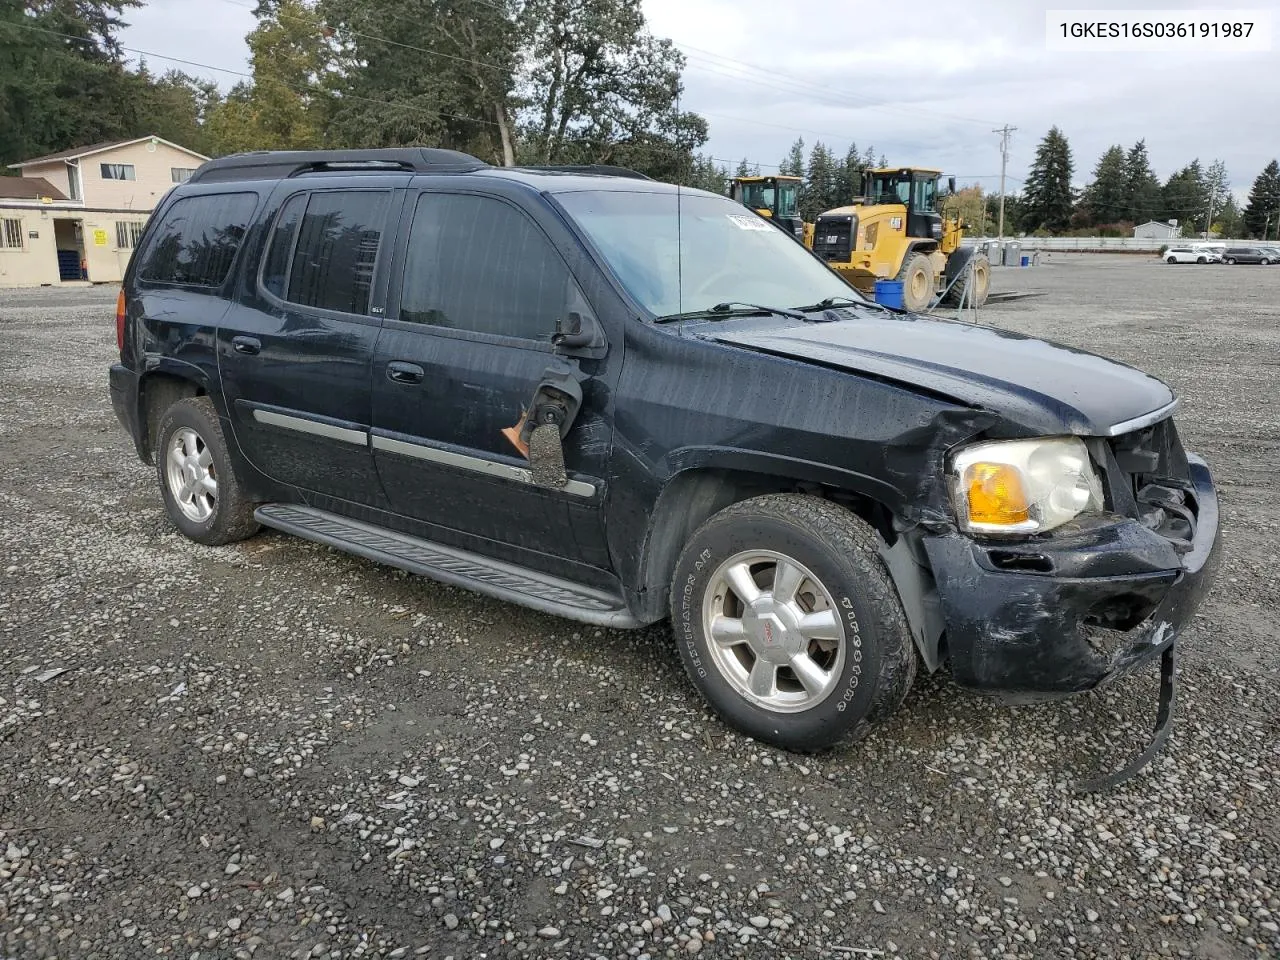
{"left": 109, "top": 149, "right": 1219, "bottom": 772}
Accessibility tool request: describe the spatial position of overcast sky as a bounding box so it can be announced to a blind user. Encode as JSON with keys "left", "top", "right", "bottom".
{"left": 121, "top": 0, "right": 1278, "bottom": 202}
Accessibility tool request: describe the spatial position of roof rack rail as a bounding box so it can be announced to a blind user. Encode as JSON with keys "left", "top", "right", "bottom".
{"left": 520, "top": 164, "right": 654, "bottom": 181}
{"left": 188, "top": 148, "right": 489, "bottom": 183}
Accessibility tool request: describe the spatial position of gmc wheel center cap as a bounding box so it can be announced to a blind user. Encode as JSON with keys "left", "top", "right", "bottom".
{"left": 742, "top": 601, "right": 803, "bottom": 663}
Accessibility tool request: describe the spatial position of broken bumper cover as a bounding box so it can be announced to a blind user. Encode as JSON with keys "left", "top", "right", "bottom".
{"left": 109, "top": 363, "right": 145, "bottom": 459}
{"left": 924, "top": 455, "right": 1220, "bottom": 701}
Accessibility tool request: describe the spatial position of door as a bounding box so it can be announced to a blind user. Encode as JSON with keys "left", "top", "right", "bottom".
{"left": 370, "top": 190, "right": 613, "bottom": 573}
{"left": 217, "top": 184, "right": 403, "bottom": 507}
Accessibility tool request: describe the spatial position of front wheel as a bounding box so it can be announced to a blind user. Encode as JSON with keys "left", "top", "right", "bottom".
{"left": 1196, "top": 257, "right": 1207, "bottom": 264}
{"left": 1226, "top": 258, "right": 1237, "bottom": 264}
{"left": 669, "top": 495, "right": 917, "bottom": 752}
{"left": 895, "top": 253, "right": 936, "bottom": 312}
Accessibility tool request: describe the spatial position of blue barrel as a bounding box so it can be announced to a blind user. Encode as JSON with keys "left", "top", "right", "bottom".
{"left": 1020, "top": 255, "right": 1030, "bottom": 267}
{"left": 873, "top": 279, "right": 904, "bottom": 309}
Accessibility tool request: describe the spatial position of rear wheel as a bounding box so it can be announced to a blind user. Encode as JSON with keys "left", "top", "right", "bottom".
{"left": 155, "top": 397, "right": 260, "bottom": 546}
{"left": 669, "top": 494, "right": 917, "bottom": 752}
{"left": 895, "top": 253, "right": 935, "bottom": 312}
{"left": 1166, "top": 256, "right": 1177, "bottom": 263}
{"left": 944, "top": 254, "right": 991, "bottom": 307}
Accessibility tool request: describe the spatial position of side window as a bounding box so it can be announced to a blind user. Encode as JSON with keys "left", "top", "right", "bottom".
{"left": 137, "top": 193, "right": 257, "bottom": 287}
{"left": 260, "top": 193, "right": 307, "bottom": 299}
{"left": 285, "top": 190, "right": 390, "bottom": 315}
{"left": 398, "top": 193, "right": 571, "bottom": 341}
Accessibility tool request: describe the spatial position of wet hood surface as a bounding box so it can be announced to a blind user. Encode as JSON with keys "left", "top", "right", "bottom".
{"left": 703, "top": 310, "right": 1176, "bottom": 436}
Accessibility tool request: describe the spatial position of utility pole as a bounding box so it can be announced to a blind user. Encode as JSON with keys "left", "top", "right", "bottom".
{"left": 993, "top": 124, "right": 1016, "bottom": 239}
{"left": 1204, "top": 185, "right": 1216, "bottom": 240}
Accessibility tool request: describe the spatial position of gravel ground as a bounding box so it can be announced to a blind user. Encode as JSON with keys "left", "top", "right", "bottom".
{"left": 1, "top": 258, "right": 1277, "bottom": 960}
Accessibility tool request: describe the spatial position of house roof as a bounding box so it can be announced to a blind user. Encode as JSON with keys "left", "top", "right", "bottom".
{"left": 0, "top": 176, "right": 69, "bottom": 201}
{"left": 8, "top": 136, "right": 210, "bottom": 169}
{"left": 1136, "top": 220, "right": 1174, "bottom": 228}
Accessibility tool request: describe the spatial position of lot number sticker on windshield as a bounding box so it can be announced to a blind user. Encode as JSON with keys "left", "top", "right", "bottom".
{"left": 727, "top": 215, "right": 772, "bottom": 231}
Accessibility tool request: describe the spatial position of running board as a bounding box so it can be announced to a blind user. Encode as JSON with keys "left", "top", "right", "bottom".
{"left": 254, "top": 504, "right": 640, "bottom": 629}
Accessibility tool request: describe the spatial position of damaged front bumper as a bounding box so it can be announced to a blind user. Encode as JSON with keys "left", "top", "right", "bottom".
{"left": 924, "top": 455, "right": 1220, "bottom": 701}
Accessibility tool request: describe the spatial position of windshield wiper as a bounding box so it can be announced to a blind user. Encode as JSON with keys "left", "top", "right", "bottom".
{"left": 792, "top": 294, "right": 891, "bottom": 314}
{"left": 654, "top": 302, "right": 808, "bottom": 324}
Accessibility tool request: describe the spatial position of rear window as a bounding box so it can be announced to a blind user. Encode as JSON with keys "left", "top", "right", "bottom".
{"left": 137, "top": 192, "right": 257, "bottom": 287}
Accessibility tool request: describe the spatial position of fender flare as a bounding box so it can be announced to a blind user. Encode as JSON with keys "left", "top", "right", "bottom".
{"left": 628, "top": 447, "right": 908, "bottom": 622}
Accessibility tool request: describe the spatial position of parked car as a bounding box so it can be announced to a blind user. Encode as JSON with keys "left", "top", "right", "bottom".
{"left": 1255, "top": 245, "right": 1280, "bottom": 262}
{"left": 109, "top": 149, "right": 1220, "bottom": 772}
{"left": 1163, "top": 245, "right": 1219, "bottom": 264}
{"left": 1222, "top": 246, "right": 1273, "bottom": 264}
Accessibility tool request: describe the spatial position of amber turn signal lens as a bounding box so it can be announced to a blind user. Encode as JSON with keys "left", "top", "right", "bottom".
{"left": 964, "top": 462, "right": 1030, "bottom": 526}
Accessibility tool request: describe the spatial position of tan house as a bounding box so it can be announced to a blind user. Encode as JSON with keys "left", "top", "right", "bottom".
{"left": 0, "top": 136, "right": 209, "bottom": 288}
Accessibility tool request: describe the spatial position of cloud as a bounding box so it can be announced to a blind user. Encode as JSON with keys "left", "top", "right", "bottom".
{"left": 120, "top": 0, "right": 1279, "bottom": 195}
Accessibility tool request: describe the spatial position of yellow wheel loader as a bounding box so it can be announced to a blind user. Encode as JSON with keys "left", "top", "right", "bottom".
{"left": 729, "top": 175, "right": 810, "bottom": 245}
{"left": 809, "top": 167, "right": 990, "bottom": 312}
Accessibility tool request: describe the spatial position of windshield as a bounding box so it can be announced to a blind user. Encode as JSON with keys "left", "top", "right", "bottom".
{"left": 556, "top": 189, "right": 862, "bottom": 318}
{"left": 868, "top": 174, "right": 911, "bottom": 206}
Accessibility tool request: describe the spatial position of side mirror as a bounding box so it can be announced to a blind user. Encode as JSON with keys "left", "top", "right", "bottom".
{"left": 948, "top": 176, "right": 956, "bottom": 195}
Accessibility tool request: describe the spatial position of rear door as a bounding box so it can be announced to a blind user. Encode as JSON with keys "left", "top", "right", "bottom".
{"left": 130, "top": 189, "right": 260, "bottom": 402}
{"left": 217, "top": 180, "right": 406, "bottom": 507}
{"left": 369, "top": 188, "right": 614, "bottom": 576}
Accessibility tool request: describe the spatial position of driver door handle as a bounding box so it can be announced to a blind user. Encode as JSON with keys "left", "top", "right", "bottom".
{"left": 387, "top": 361, "right": 425, "bottom": 385}
{"left": 232, "top": 336, "right": 261, "bottom": 355}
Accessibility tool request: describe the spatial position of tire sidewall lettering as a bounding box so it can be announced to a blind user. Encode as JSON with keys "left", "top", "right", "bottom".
{"left": 835, "top": 594, "right": 863, "bottom": 712}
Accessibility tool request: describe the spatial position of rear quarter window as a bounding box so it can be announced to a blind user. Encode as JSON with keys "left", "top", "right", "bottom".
{"left": 137, "top": 192, "right": 258, "bottom": 287}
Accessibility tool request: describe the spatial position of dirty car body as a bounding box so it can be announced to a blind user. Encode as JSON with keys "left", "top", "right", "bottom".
{"left": 108, "top": 150, "right": 1219, "bottom": 771}
{"left": 692, "top": 313, "right": 1219, "bottom": 701}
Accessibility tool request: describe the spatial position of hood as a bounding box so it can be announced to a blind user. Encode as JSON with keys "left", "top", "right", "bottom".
{"left": 704, "top": 310, "right": 1176, "bottom": 437}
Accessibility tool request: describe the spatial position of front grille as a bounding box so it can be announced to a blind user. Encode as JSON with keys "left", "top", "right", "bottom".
{"left": 1102, "top": 417, "right": 1196, "bottom": 551}
{"left": 814, "top": 216, "right": 855, "bottom": 262}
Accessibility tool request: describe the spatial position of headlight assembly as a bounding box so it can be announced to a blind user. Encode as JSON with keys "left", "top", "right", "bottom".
{"left": 949, "top": 437, "right": 1105, "bottom": 536}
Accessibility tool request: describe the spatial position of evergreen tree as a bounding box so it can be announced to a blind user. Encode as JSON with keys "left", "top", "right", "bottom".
{"left": 1215, "top": 195, "right": 1243, "bottom": 238}
{"left": 986, "top": 191, "right": 1024, "bottom": 234}
{"left": 686, "top": 154, "right": 728, "bottom": 194}
{"left": 1243, "top": 160, "right": 1280, "bottom": 239}
{"left": 734, "top": 158, "right": 753, "bottom": 177}
{"left": 0, "top": 0, "right": 145, "bottom": 164}
{"left": 801, "top": 141, "right": 836, "bottom": 221}
{"left": 1122, "top": 139, "right": 1162, "bottom": 224}
{"left": 1161, "top": 160, "right": 1207, "bottom": 230}
{"left": 832, "top": 142, "right": 861, "bottom": 205}
{"left": 1020, "top": 126, "right": 1074, "bottom": 233}
{"left": 1078, "top": 145, "right": 1126, "bottom": 226}
{"left": 780, "top": 138, "right": 804, "bottom": 177}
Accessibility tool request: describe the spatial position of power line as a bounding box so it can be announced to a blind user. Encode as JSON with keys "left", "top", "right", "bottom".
{"left": 670, "top": 40, "right": 999, "bottom": 127}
